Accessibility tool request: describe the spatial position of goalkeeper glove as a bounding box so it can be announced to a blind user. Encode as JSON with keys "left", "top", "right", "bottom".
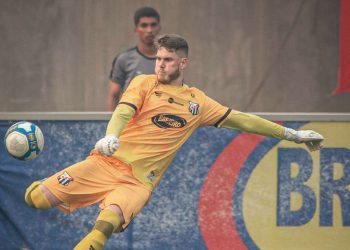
{"left": 94, "top": 134, "right": 119, "bottom": 156}
{"left": 284, "top": 128, "right": 324, "bottom": 152}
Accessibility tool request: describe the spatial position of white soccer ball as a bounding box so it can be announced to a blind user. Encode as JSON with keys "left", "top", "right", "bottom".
{"left": 4, "top": 121, "right": 44, "bottom": 160}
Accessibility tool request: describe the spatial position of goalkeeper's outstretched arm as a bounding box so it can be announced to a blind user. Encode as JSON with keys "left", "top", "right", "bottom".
{"left": 221, "top": 111, "right": 324, "bottom": 151}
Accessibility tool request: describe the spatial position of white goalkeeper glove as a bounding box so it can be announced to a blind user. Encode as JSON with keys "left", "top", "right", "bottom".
{"left": 284, "top": 128, "right": 324, "bottom": 152}
{"left": 94, "top": 134, "right": 119, "bottom": 156}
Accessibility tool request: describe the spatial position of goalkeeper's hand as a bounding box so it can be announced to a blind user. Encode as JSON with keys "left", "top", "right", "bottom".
{"left": 94, "top": 134, "right": 119, "bottom": 156}
{"left": 284, "top": 128, "right": 324, "bottom": 152}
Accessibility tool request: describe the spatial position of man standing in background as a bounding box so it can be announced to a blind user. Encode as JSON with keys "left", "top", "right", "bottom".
{"left": 107, "top": 6, "right": 161, "bottom": 111}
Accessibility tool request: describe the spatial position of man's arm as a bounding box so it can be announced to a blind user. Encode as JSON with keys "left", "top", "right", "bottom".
{"left": 107, "top": 52, "right": 128, "bottom": 111}
{"left": 221, "top": 111, "right": 284, "bottom": 138}
{"left": 106, "top": 104, "right": 135, "bottom": 136}
{"left": 222, "top": 111, "right": 324, "bottom": 151}
{"left": 107, "top": 80, "right": 122, "bottom": 111}
{"left": 99, "top": 74, "right": 148, "bottom": 156}
{"left": 95, "top": 104, "right": 135, "bottom": 155}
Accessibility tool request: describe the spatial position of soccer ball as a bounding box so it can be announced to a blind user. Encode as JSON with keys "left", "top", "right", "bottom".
{"left": 4, "top": 121, "right": 44, "bottom": 160}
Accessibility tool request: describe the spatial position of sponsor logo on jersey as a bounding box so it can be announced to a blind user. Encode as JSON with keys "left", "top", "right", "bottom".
{"left": 57, "top": 171, "right": 74, "bottom": 186}
{"left": 152, "top": 114, "right": 187, "bottom": 128}
{"left": 189, "top": 101, "right": 200, "bottom": 115}
{"left": 168, "top": 97, "right": 184, "bottom": 106}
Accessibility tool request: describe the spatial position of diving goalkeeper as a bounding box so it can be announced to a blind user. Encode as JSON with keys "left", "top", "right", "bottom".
{"left": 24, "top": 34, "right": 324, "bottom": 250}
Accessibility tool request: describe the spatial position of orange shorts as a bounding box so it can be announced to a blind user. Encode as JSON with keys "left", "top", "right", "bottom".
{"left": 42, "top": 151, "right": 152, "bottom": 228}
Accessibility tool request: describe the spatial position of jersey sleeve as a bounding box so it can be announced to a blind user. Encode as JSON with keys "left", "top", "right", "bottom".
{"left": 200, "top": 95, "right": 232, "bottom": 127}
{"left": 118, "top": 75, "right": 150, "bottom": 112}
{"left": 109, "top": 55, "right": 126, "bottom": 87}
{"left": 222, "top": 111, "right": 285, "bottom": 138}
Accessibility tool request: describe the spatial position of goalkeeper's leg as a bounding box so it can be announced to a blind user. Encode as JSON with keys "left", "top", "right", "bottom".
{"left": 74, "top": 205, "right": 124, "bottom": 250}
{"left": 25, "top": 181, "right": 62, "bottom": 209}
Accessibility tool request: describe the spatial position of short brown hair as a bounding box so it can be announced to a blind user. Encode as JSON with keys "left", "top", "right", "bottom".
{"left": 156, "top": 34, "right": 189, "bottom": 57}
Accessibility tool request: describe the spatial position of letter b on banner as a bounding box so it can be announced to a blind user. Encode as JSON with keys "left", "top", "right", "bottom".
{"left": 277, "top": 148, "right": 350, "bottom": 227}
{"left": 277, "top": 148, "right": 316, "bottom": 226}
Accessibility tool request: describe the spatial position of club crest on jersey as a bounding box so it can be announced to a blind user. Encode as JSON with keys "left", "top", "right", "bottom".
{"left": 57, "top": 171, "right": 74, "bottom": 186}
{"left": 189, "top": 101, "right": 200, "bottom": 115}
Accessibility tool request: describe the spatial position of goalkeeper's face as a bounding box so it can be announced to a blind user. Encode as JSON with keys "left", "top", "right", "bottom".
{"left": 155, "top": 47, "right": 188, "bottom": 84}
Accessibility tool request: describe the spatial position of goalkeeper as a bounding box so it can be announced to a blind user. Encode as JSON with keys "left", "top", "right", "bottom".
{"left": 24, "top": 34, "right": 324, "bottom": 250}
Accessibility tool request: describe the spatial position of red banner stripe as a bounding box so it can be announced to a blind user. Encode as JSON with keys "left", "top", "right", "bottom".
{"left": 198, "top": 133, "right": 264, "bottom": 250}
{"left": 333, "top": 0, "right": 350, "bottom": 95}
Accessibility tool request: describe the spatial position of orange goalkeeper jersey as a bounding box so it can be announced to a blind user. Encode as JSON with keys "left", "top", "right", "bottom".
{"left": 113, "top": 74, "right": 231, "bottom": 189}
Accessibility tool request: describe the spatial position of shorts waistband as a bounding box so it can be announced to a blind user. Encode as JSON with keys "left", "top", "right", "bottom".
{"left": 88, "top": 150, "right": 133, "bottom": 175}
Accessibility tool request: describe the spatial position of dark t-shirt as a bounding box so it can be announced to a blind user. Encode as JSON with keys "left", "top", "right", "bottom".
{"left": 109, "top": 47, "right": 156, "bottom": 90}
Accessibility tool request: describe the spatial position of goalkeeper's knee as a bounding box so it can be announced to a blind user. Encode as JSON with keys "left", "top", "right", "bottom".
{"left": 24, "top": 181, "right": 51, "bottom": 209}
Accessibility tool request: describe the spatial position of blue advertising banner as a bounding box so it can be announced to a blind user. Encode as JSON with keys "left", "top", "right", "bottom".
{"left": 0, "top": 120, "right": 349, "bottom": 249}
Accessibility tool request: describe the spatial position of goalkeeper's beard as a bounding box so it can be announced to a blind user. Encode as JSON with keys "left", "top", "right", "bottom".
{"left": 158, "top": 68, "right": 181, "bottom": 84}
